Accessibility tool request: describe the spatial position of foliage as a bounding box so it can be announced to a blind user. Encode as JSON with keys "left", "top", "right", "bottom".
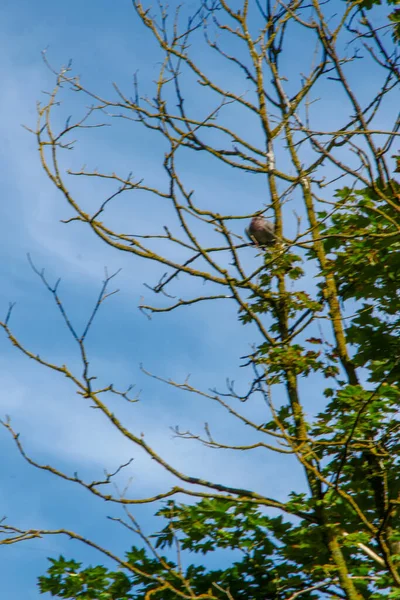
{"left": 321, "top": 181, "right": 400, "bottom": 384}
{"left": 0, "top": 0, "right": 399, "bottom": 599}
{"left": 39, "top": 557, "right": 134, "bottom": 600}
{"left": 359, "top": 0, "right": 400, "bottom": 42}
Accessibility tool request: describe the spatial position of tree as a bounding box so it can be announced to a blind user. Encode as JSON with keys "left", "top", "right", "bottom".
{"left": 1, "top": 0, "right": 399, "bottom": 598}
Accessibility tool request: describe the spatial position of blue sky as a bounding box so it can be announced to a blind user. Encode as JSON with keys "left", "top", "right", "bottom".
{"left": 0, "top": 0, "right": 397, "bottom": 598}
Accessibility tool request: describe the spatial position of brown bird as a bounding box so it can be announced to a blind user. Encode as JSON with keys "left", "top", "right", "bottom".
{"left": 246, "top": 215, "right": 277, "bottom": 248}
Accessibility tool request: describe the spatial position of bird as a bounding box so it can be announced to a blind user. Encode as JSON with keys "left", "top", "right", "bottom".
{"left": 246, "top": 215, "right": 277, "bottom": 248}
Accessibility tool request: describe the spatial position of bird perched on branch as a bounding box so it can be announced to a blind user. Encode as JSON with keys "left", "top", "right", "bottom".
{"left": 246, "top": 215, "right": 277, "bottom": 248}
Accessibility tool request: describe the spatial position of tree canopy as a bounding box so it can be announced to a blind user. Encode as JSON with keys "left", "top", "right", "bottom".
{"left": 1, "top": 0, "right": 399, "bottom": 599}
